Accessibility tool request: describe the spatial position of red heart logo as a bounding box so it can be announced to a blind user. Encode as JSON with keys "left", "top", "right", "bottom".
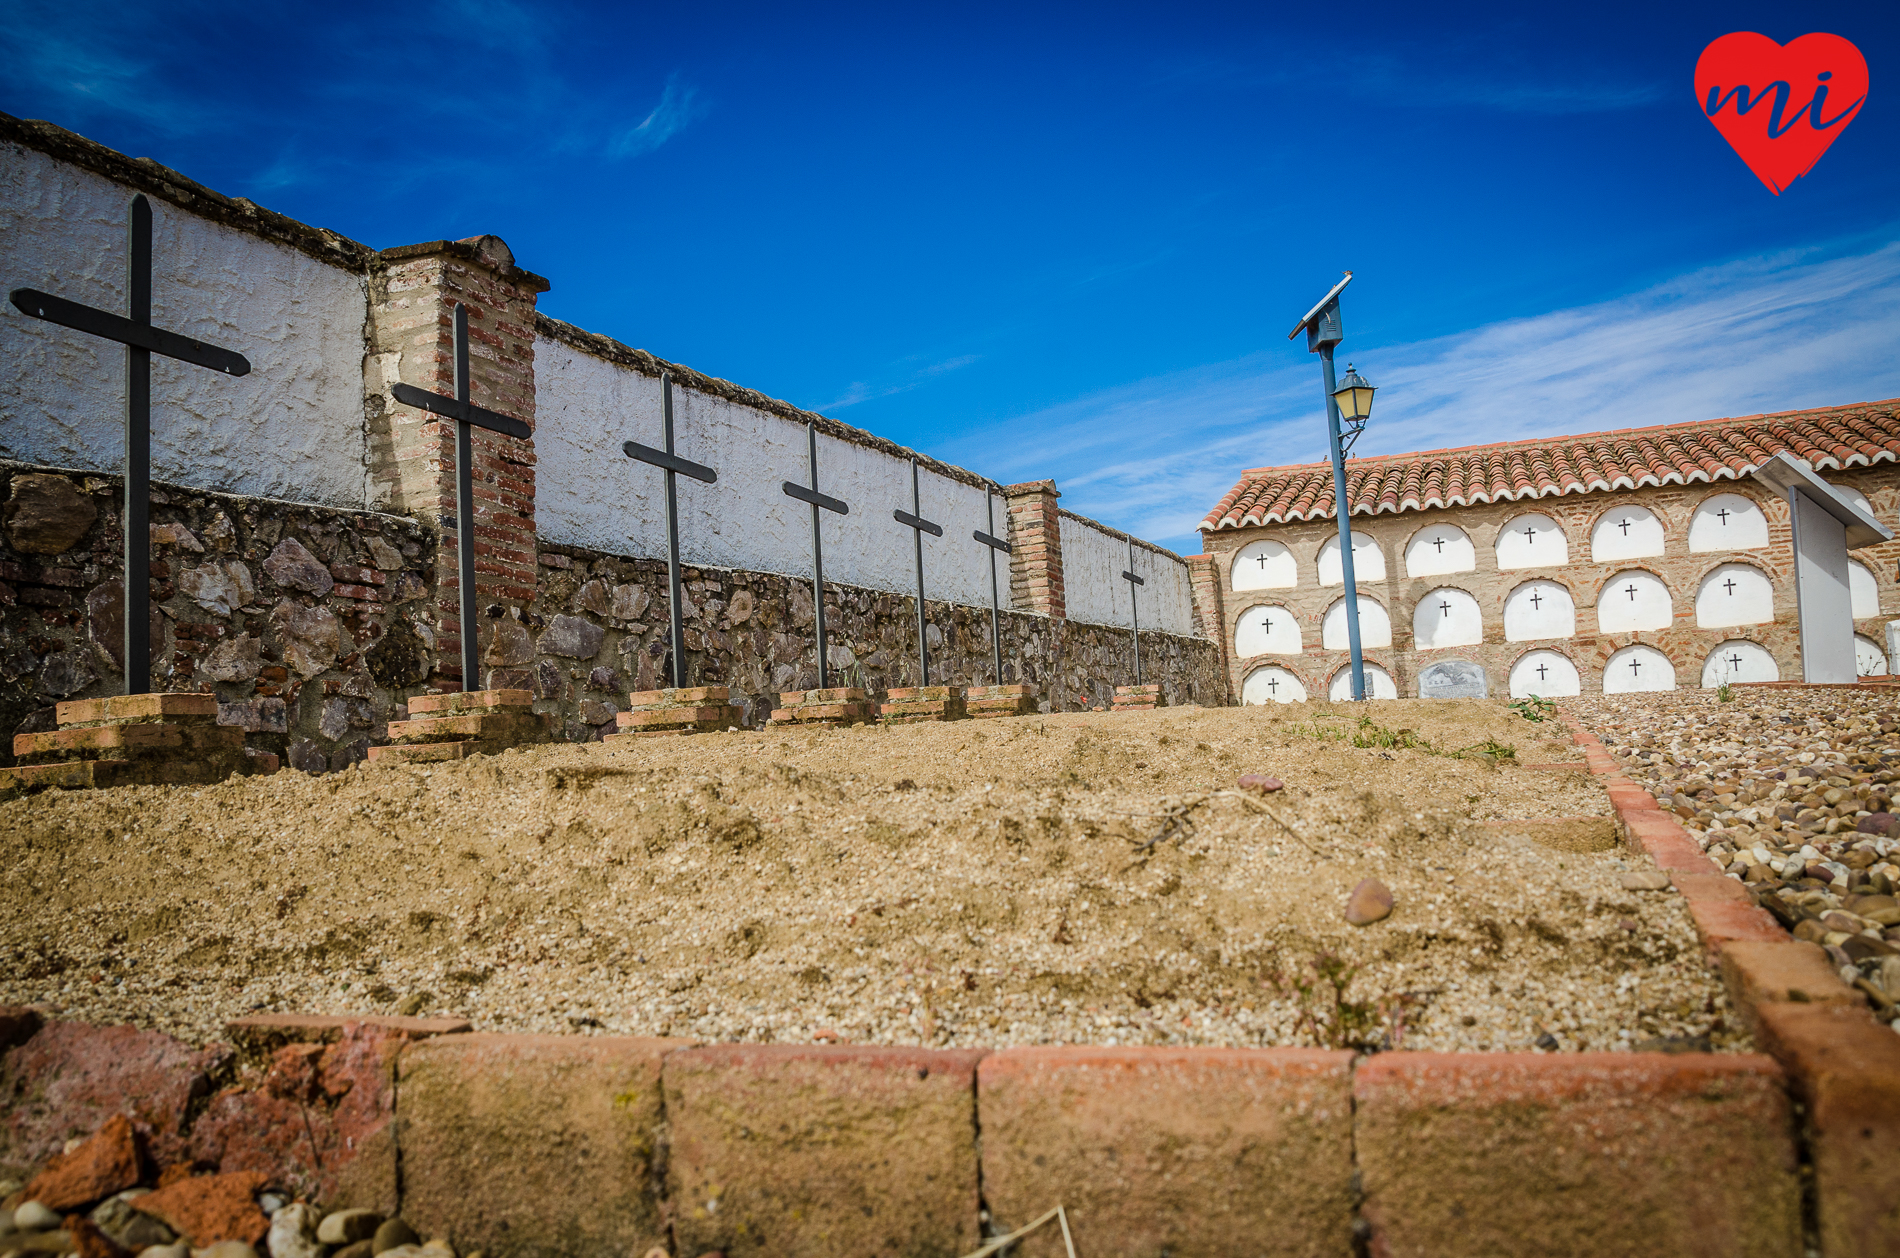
{"left": 1695, "top": 32, "right": 1868, "bottom": 194}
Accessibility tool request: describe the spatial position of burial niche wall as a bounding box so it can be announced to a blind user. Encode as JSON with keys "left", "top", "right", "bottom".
{"left": 1503, "top": 579, "right": 1575, "bottom": 641}
{"left": 1597, "top": 569, "right": 1674, "bottom": 632}
{"left": 1403, "top": 523, "right": 1475, "bottom": 578}
{"left": 1234, "top": 603, "right": 1301, "bottom": 656}
{"left": 1604, "top": 643, "right": 1677, "bottom": 693}
{"left": 1857, "top": 634, "right": 1889, "bottom": 677}
{"left": 1849, "top": 559, "right": 1880, "bottom": 619}
{"left": 1322, "top": 594, "right": 1392, "bottom": 649}
{"left": 1242, "top": 664, "right": 1307, "bottom": 704}
{"left": 1231, "top": 540, "right": 1296, "bottom": 590}
{"left": 1509, "top": 649, "right": 1581, "bottom": 698}
{"left": 1412, "top": 587, "right": 1483, "bottom": 649}
{"left": 1689, "top": 492, "right": 1769, "bottom": 551}
{"left": 1695, "top": 563, "right": 1776, "bottom": 628}
{"left": 1702, "top": 640, "right": 1779, "bottom": 686}
{"left": 1329, "top": 662, "right": 1398, "bottom": 700}
{"left": 1317, "top": 531, "right": 1386, "bottom": 585}
{"left": 1591, "top": 504, "right": 1666, "bottom": 562}
{"left": 1497, "top": 512, "right": 1567, "bottom": 569}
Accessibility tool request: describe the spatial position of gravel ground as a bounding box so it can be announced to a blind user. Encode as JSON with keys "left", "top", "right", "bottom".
{"left": 0, "top": 700, "right": 1740, "bottom": 1054}
{"left": 1570, "top": 686, "right": 1900, "bottom": 1028}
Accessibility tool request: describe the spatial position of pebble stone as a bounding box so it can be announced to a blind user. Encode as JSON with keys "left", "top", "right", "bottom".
{"left": 1344, "top": 878, "right": 1395, "bottom": 925}
{"left": 14, "top": 1203, "right": 60, "bottom": 1232}
{"left": 371, "top": 1219, "right": 418, "bottom": 1256}
{"left": 267, "top": 1205, "right": 321, "bottom": 1258}
{"left": 316, "top": 1212, "right": 382, "bottom": 1247}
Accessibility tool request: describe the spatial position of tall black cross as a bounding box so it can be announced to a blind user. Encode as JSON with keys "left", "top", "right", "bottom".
{"left": 782, "top": 422, "right": 849, "bottom": 687}
{"left": 9, "top": 194, "right": 251, "bottom": 694}
{"left": 389, "top": 303, "right": 531, "bottom": 691}
{"left": 1122, "top": 539, "right": 1146, "bottom": 685}
{"left": 892, "top": 458, "right": 943, "bottom": 685}
{"left": 973, "top": 490, "right": 1012, "bottom": 684}
{"left": 623, "top": 372, "right": 718, "bottom": 689}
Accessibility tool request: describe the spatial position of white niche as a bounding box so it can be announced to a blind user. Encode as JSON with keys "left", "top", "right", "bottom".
{"left": 1329, "top": 663, "right": 1398, "bottom": 700}
{"left": 1412, "top": 587, "right": 1483, "bottom": 649}
{"left": 1231, "top": 540, "right": 1297, "bottom": 591}
{"left": 1404, "top": 524, "right": 1475, "bottom": 577}
{"left": 1688, "top": 493, "right": 1769, "bottom": 551}
{"left": 1317, "top": 531, "right": 1386, "bottom": 585}
{"left": 1858, "top": 634, "right": 1889, "bottom": 677}
{"left": 1591, "top": 505, "right": 1666, "bottom": 562}
{"left": 1702, "top": 640, "right": 1779, "bottom": 687}
{"left": 1234, "top": 604, "right": 1302, "bottom": 656}
{"left": 1504, "top": 580, "right": 1575, "bottom": 641}
{"left": 1497, "top": 513, "right": 1567, "bottom": 569}
{"left": 1695, "top": 563, "right": 1775, "bottom": 628}
{"left": 1849, "top": 559, "right": 1880, "bottom": 619}
{"left": 1242, "top": 665, "right": 1307, "bottom": 705}
{"left": 1508, "top": 650, "right": 1581, "bottom": 698}
{"left": 1323, "top": 595, "right": 1392, "bottom": 649}
{"left": 1597, "top": 569, "right": 1673, "bottom": 632}
{"left": 1603, "top": 644, "right": 1677, "bottom": 693}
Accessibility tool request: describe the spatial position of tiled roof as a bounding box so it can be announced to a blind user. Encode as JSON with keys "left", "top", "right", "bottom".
{"left": 1201, "top": 399, "right": 1900, "bottom": 531}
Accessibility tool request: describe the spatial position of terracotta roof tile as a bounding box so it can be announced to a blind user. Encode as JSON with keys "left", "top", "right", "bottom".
{"left": 1201, "top": 399, "right": 1900, "bottom": 531}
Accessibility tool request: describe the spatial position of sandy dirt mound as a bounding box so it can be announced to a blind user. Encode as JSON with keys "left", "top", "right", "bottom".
{"left": 0, "top": 699, "right": 1738, "bottom": 1053}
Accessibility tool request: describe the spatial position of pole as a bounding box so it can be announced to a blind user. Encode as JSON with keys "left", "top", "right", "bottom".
{"left": 123, "top": 195, "right": 152, "bottom": 695}
{"left": 1128, "top": 539, "right": 1142, "bottom": 685}
{"left": 911, "top": 459, "right": 928, "bottom": 686}
{"left": 1321, "top": 342, "right": 1367, "bottom": 700}
{"left": 807, "top": 422, "right": 828, "bottom": 688}
{"left": 453, "top": 303, "right": 480, "bottom": 692}
{"left": 661, "top": 373, "right": 687, "bottom": 689}
{"left": 985, "top": 490, "right": 1003, "bottom": 683}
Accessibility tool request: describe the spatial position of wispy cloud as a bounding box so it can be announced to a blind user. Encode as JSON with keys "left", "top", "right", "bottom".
{"left": 608, "top": 76, "right": 705, "bottom": 159}
{"left": 820, "top": 353, "right": 982, "bottom": 411}
{"left": 951, "top": 234, "right": 1900, "bottom": 553}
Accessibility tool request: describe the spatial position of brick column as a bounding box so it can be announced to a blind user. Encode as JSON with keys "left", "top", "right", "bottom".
{"left": 1003, "top": 480, "right": 1065, "bottom": 620}
{"left": 366, "top": 235, "right": 547, "bottom": 689}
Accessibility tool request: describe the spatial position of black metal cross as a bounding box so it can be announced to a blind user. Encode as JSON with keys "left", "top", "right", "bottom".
{"left": 1629, "top": 658, "right": 1643, "bottom": 675}
{"left": 1432, "top": 536, "right": 1445, "bottom": 552}
{"left": 973, "top": 489, "right": 1012, "bottom": 684}
{"left": 1439, "top": 600, "right": 1452, "bottom": 618}
{"left": 1716, "top": 508, "right": 1731, "bottom": 525}
{"left": 1727, "top": 653, "right": 1744, "bottom": 670}
{"left": 623, "top": 372, "right": 718, "bottom": 689}
{"left": 1618, "top": 517, "right": 1633, "bottom": 535}
{"left": 1267, "top": 676, "right": 1280, "bottom": 695}
{"left": 892, "top": 458, "right": 943, "bottom": 686}
{"left": 1122, "top": 539, "right": 1146, "bottom": 685}
{"left": 389, "top": 302, "right": 531, "bottom": 692}
{"left": 1256, "top": 553, "right": 1269, "bottom": 569}
{"left": 782, "top": 422, "right": 850, "bottom": 688}
{"left": 9, "top": 194, "right": 251, "bottom": 695}
{"left": 1523, "top": 525, "right": 1536, "bottom": 542}
{"left": 1536, "top": 662, "right": 1550, "bottom": 680}
{"left": 1723, "top": 578, "right": 1738, "bottom": 595}
{"left": 1529, "top": 590, "right": 1543, "bottom": 609}
{"left": 1625, "top": 583, "right": 1640, "bottom": 601}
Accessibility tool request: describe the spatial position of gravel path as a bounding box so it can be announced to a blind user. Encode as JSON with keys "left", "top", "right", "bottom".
{"left": 1569, "top": 687, "right": 1900, "bottom": 1027}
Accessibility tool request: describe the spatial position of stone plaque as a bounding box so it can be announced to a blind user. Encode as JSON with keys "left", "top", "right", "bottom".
{"left": 1417, "top": 660, "right": 1487, "bottom": 699}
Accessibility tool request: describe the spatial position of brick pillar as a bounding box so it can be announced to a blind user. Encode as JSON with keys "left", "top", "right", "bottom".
{"left": 366, "top": 235, "right": 548, "bottom": 689}
{"left": 1003, "top": 481, "right": 1065, "bottom": 620}
{"left": 1185, "top": 551, "right": 1233, "bottom": 704}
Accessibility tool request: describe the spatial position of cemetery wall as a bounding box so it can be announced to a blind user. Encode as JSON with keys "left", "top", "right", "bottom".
{"left": 1053, "top": 508, "right": 1198, "bottom": 636}
{"left": 0, "top": 136, "right": 372, "bottom": 509}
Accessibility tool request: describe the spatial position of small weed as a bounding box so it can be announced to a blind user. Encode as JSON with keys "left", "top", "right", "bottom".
{"left": 1350, "top": 715, "right": 1428, "bottom": 750}
{"left": 1717, "top": 682, "right": 1735, "bottom": 703}
{"left": 1264, "top": 952, "right": 1428, "bottom": 1051}
{"left": 1508, "top": 696, "right": 1556, "bottom": 723}
{"left": 1453, "top": 737, "right": 1519, "bottom": 763}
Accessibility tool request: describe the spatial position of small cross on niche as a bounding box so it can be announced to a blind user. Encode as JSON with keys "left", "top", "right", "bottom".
{"left": 1724, "top": 578, "right": 1738, "bottom": 595}
{"left": 1625, "top": 583, "right": 1640, "bottom": 601}
{"left": 1439, "top": 600, "right": 1452, "bottom": 618}
{"left": 1257, "top": 554, "right": 1270, "bottom": 569}
{"left": 1431, "top": 536, "right": 1445, "bottom": 552}
{"left": 1727, "top": 653, "right": 1744, "bottom": 671}
{"left": 1523, "top": 526, "right": 1536, "bottom": 542}
{"left": 1528, "top": 591, "right": 1544, "bottom": 609}
{"left": 1629, "top": 658, "right": 1643, "bottom": 675}
{"left": 1618, "top": 517, "right": 1633, "bottom": 535}
{"left": 1267, "top": 677, "right": 1280, "bottom": 695}
{"left": 1716, "top": 508, "right": 1731, "bottom": 525}
{"left": 1535, "top": 662, "right": 1550, "bottom": 680}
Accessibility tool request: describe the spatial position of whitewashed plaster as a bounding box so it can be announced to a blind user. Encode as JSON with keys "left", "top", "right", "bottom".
{"left": 1242, "top": 665, "right": 1306, "bottom": 704}
{"left": 1591, "top": 504, "right": 1666, "bottom": 562}
{"left": 1496, "top": 512, "right": 1567, "bottom": 569}
{"left": 1857, "top": 634, "right": 1889, "bottom": 676}
{"left": 1849, "top": 559, "right": 1880, "bottom": 619}
{"left": 1232, "top": 539, "right": 1296, "bottom": 590}
{"left": 1404, "top": 523, "right": 1475, "bottom": 577}
{"left": 1597, "top": 569, "right": 1674, "bottom": 632}
{"left": 1323, "top": 595, "right": 1392, "bottom": 649}
{"left": 1, "top": 143, "right": 369, "bottom": 508}
{"left": 1604, "top": 644, "right": 1677, "bottom": 693}
{"left": 1689, "top": 492, "right": 1769, "bottom": 551}
{"left": 1317, "top": 531, "right": 1386, "bottom": 585}
{"left": 1695, "top": 563, "right": 1776, "bottom": 628}
{"left": 1329, "top": 662, "right": 1397, "bottom": 700}
{"left": 1509, "top": 649, "right": 1581, "bottom": 698}
{"left": 1504, "top": 579, "right": 1576, "bottom": 641}
{"left": 1234, "top": 603, "right": 1301, "bottom": 656}
{"left": 1412, "top": 586, "right": 1483, "bottom": 649}
{"left": 1832, "top": 483, "right": 1876, "bottom": 520}
{"left": 1702, "top": 640, "right": 1779, "bottom": 686}
{"left": 1057, "top": 513, "right": 1195, "bottom": 635}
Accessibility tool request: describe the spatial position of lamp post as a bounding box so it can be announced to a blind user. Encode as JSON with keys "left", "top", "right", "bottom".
{"left": 1288, "top": 273, "right": 1378, "bottom": 700}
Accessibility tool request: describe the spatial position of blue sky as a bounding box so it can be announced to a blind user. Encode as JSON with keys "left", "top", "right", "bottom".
{"left": 4, "top": 1, "right": 1896, "bottom": 552}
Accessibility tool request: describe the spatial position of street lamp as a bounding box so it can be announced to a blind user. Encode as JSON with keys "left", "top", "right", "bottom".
{"left": 1287, "top": 272, "right": 1377, "bottom": 701}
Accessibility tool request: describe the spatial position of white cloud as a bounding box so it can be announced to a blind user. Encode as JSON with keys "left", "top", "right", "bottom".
{"left": 951, "top": 235, "right": 1900, "bottom": 553}
{"left": 608, "top": 76, "right": 704, "bottom": 159}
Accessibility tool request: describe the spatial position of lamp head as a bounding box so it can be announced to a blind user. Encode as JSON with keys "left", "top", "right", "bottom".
{"left": 1332, "top": 363, "right": 1376, "bottom": 424}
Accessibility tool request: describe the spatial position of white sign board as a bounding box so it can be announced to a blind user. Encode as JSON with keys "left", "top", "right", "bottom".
{"left": 1752, "top": 453, "right": 1893, "bottom": 683}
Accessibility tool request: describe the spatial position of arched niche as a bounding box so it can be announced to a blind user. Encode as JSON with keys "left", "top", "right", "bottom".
{"left": 1831, "top": 482, "right": 1876, "bottom": 520}
{"left": 1695, "top": 563, "right": 1775, "bottom": 628}
{"left": 1412, "top": 587, "right": 1483, "bottom": 649}
{"left": 1317, "top": 531, "right": 1386, "bottom": 586}
{"left": 1404, "top": 523, "right": 1475, "bottom": 577}
{"left": 1231, "top": 540, "right": 1297, "bottom": 591}
{"left": 1234, "top": 604, "right": 1302, "bottom": 656}
{"left": 1849, "top": 559, "right": 1880, "bottom": 619}
{"left": 1242, "top": 665, "right": 1307, "bottom": 705}
{"left": 1509, "top": 649, "right": 1580, "bottom": 698}
{"left": 1504, "top": 579, "right": 1575, "bottom": 641}
{"left": 1688, "top": 492, "right": 1769, "bottom": 552}
{"left": 1497, "top": 513, "right": 1567, "bottom": 569}
{"left": 1857, "top": 635, "right": 1889, "bottom": 677}
{"left": 1322, "top": 594, "right": 1392, "bottom": 649}
{"left": 1702, "top": 640, "right": 1779, "bottom": 687}
{"left": 1328, "top": 662, "right": 1398, "bottom": 700}
{"left": 1597, "top": 569, "right": 1673, "bottom": 632}
{"left": 1591, "top": 504, "right": 1666, "bottom": 562}
{"left": 1604, "top": 644, "right": 1677, "bottom": 693}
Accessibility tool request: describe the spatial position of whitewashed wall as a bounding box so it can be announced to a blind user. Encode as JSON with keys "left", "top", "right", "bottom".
{"left": 535, "top": 336, "right": 1012, "bottom": 610}
{"left": 1058, "top": 511, "right": 1195, "bottom": 635}
{"left": 1, "top": 142, "right": 369, "bottom": 508}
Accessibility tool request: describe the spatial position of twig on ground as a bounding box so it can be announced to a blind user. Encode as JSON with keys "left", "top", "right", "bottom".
{"left": 959, "top": 1205, "right": 1078, "bottom": 1258}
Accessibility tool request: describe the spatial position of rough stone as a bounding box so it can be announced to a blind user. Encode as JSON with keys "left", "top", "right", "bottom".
{"left": 481, "top": 621, "right": 533, "bottom": 667}
{"left": 319, "top": 698, "right": 371, "bottom": 743}
{"left": 83, "top": 580, "right": 164, "bottom": 674}
{"left": 1344, "top": 878, "right": 1394, "bottom": 925}
{"left": 365, "top": 616, "right": 427, "bottom": 689}
{"left": 610, "top": 584, "right": 649, "bottom": 621}
{"left": 365, "top": 537, "right": 403, "bottom": 571}
{"left": 201, "top": 514, "right": 235, "bottom": 552}
{"left": 727, "top": 589, "right": 755, "bottom": 625}
{"left": 286, "top": 740, "right": 327, "bottom": 774}
{"left": 537, "top": 615, "right": 604, "bottom": 660}
{"left": 89, "top": 1195, "right": 173, "bottom": 1251}
{"left": 148, "top": 524, "right": 202, "bottom": 552}
{"left": 22, "top": 1113, "right": 140, "bottom": 1211}
{"left": 314, "top": 1211, "right": 381, "bottom": 1246}
{"left": 3, "top": 475, "right": 98, "bottom": 554}
{"left": 176, "top": 562, "right": 254, "bottom": 618}
{"left": 263, "top": 540, "right": 334, "bottom": 598}
{"left": 199, "top": 636, "right": 263, "bottom": 684}
{"left": 572, "top": 579, "right": 610, "bottom": 617}
{"left": 36, "top": 648, "right": 96, "bottom": 699}
{"left": 270, "top": 600, "right": 340, "bottom": 679}
{"left": 128, "top": 1173, "right": 268, "bottom": 1248}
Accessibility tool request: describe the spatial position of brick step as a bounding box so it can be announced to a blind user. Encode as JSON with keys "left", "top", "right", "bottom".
{"left": 55, "top": 692, "right": 220, "bottom": 728}
{"left": 880, "top": 700, "right": 966, "bottom": 722}
{"left": 768, "top": 703, "right": 877, "bottom": 726}
{"left": 616, "top": 705, "right": 741, "bottom": 730}
{"left": 602, "top": 724, "right": 732, "bottom": 743}
{"left": 407, "top": 689, "right": 536, "bottom": 718}
{"left": 0, "top": 751, "right": 260, "bottom": 795}
{"left": 884, "top": 686, "right": 964, "bottom": 702}
{"left": 777, "top": 687, "right": 871, "bottom": 708}
{"left": 384, "top": 712, "right": 549, "bottom": 745}
{"left": 15, "top": 721, "right": 244, "bottom": 763}
{"left": 625, "top": 686, "right": 733, "bottom": 709}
